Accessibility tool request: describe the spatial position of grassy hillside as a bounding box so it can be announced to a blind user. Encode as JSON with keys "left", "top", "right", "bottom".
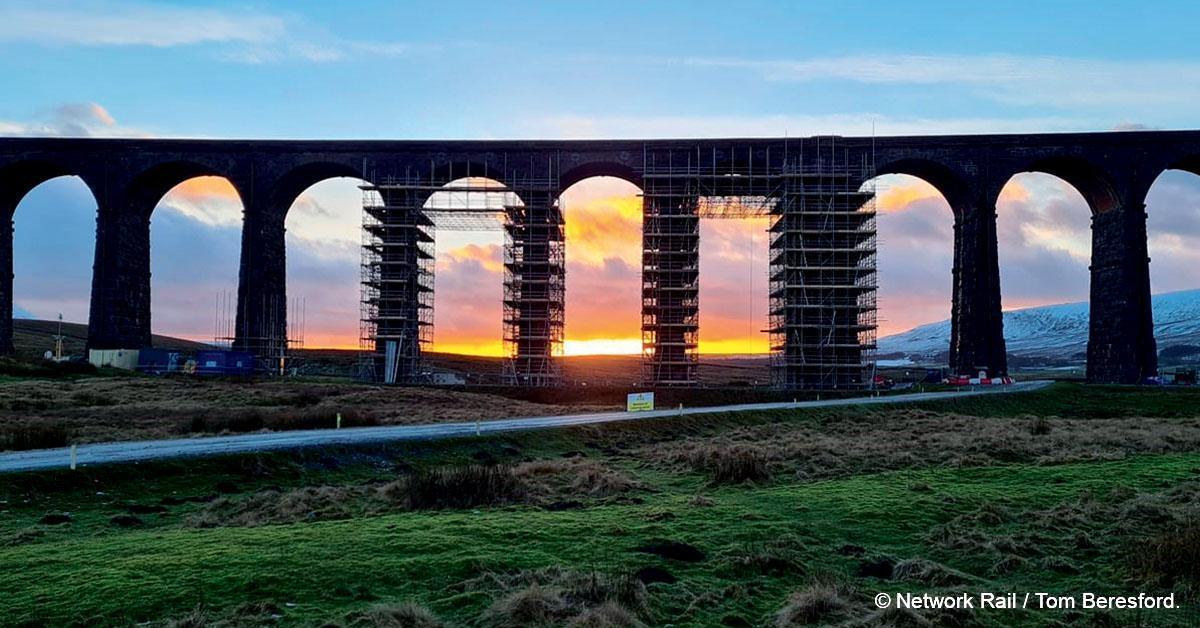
{"left": 2, "top": 383, "right": 1197, "bottom": 626}
{"left": 298, "top": 349, "right": 771, "bottom": 386}
{"left": 12, "top": 318, "right": 211, "bottom": 360}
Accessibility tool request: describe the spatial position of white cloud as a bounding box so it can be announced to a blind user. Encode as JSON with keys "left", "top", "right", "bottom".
{"left": 0, "top": 3, "right": 284, "bottom": 47}
{"left": 679, "top": 54, "right": 1200, "bottom": 109}
{"left": 0, "top": 102, "right": 153, "bottom": 138}
{"left": 526, "top": 112, "right": 1096, "bottom": 139}
{"left": 0, "top": 2, "right": 418, "bottom": 64}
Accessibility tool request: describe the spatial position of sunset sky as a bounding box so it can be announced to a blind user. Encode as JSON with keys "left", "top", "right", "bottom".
{"left": 2, "top": 1, "right": 1198, "bottom": 354}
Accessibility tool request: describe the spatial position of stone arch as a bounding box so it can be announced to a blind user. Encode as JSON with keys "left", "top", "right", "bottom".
{"left": 126, "top": 160, "right": 243, "bottom": 218}
{"left": 1015, "top": 156, "right": 1122, "bottom": 214}
{"left": 0, "top": 168, "right": 99, "bottom": 354}
{"left": 1142, "top": 161, "right": 1200, "bottom": 354}
{"left": 560, "top": 161, "right": 641, "bottom": 191}
{"left": 1166, "top": 154, "right": 1200, "bottom": 178}
{"left": 270, "top": 160, "right": 363, "bottom": 217}
{"left": 0, "top": 159, "right": 95, "bottom": 215}
{"left": 429, "top": 161, "right": 509, "bottom": 188}
{"left": 875, "top": 158, "right": 971, "bottom": 211}
{"left": 149, "top": 175, "right": 246, "bottom": 342}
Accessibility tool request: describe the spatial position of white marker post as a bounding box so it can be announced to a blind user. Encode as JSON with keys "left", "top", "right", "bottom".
{"left": 336, "top": 413, "right": 342, "bottom": 429}
{"left": 69, "top": 444, "right": 77, "bottom": 471}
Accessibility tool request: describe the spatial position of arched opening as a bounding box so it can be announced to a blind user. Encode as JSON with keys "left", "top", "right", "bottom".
{"left": 10, "top": 175, "right": 97, "bottom": 358}
{"left": 995, "top": 172, "right": 1094, "bottom": 368}
{"left": 1145, "top": 163, "right": 1200, "bottom": 370}
{"left": 698, "top": 206, "right": 771, "bottom": 361}
{"left": 423, "top": 177, "right": 512, "bottom": 360}
{"left": 283, "top": 177, "right": 368, "bottom": 353}
{"left": 559, "top": 176, "right": 643, "bottom": 359}
{"left": 867, "top": 174, "right": 956, "bottom": 368}
{"left": 150, "top": 176, "right": 243, "bottom": 344}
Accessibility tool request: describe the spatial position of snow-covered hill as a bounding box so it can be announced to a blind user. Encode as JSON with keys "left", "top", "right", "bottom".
{"left": 878, "top": 288, "right": 1200, "bottom": 360}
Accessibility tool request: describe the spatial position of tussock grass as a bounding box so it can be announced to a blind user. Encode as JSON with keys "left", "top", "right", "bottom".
{"left": 773, "top": 581, "right": 854, "bottom": 626}
{"left": 188, "top": 486, "right": 361, "bottom": 528}
{"left": 5, "top": 384, "right": 1200, "bottom": 626}
{"left": 717, "top": 536, "right": 807, "bottom": 577}
{"left": 164, "top": 601, "right": 282, "bottom": 627}
{"left": 382, "top": 464, "right": 526, "bottom": 511}
{"left": 641, "top": 410, "right": 1200, "bottom": 482}
{"left": 565, "top": 601, "right": 646, "bottom": 627}
{"left": 680, "top": 445, "right": 772, "bottom": 485}
{"left": 470, "top": 567, "right": 648, "bottom": 628}
{"left": 1132, "top": 519, "right": 1200, "bottom": 590}
{"left": 892, "top": 558, "right": 977, "bottom": 586}
{"left": 514, "top": 458, "right": 642, "bottom": 499}
{"left": 345, "top": 603, "right": 446, "bottom": 628}
{"left": 184, "top": 458, "right": 644, "bottom": 528}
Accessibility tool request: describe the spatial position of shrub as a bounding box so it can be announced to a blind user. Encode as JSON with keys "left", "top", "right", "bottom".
{"left": 187, "top": 407, "right": 377, "bottom": 435}
{"left": 70, "top": 391, "right": 117, "bottom": 407}
{"left": 0, "top": 422, "right": 69, "bottom": 451}
{"left": 0, "top": 357, "right": 95, "bottom": 379}
{"left": 188, "top": 408, "right": 266, "bottom": 434}
{"left": 383, "top": 464, "right": 526, "bottom": 510}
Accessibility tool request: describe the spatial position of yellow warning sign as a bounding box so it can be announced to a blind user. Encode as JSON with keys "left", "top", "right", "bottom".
{"left": 626, "top": 392, "right": 654, "bottom": 412}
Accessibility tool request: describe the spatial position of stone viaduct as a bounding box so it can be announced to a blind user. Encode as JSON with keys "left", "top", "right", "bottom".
{"left": 0, "top": 130, "right": 1197, "bottom": 386}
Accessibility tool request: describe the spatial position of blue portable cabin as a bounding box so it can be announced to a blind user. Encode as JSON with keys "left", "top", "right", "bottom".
{"left": 194, "top": 350, "right": 255, "bottom": 376}
{"left": 137, "top": 348, "right": 183, "bottom": 375}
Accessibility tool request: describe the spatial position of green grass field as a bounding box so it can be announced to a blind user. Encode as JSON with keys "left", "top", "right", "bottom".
{"left": 2, "top": 382, "right": 1199, "bottom": 627}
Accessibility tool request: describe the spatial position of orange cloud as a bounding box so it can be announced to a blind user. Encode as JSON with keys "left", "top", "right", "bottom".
{"left": 564, "top": 195, "right": 643, "bottom": 268}
{"left": 157, "top": 176, "right": 243, "bottom": 227}
{"left": 430, "top": 241, "right": 504, "bottom": 354}
{"left": 437, "top": 243, "right": 504, "bottom": 273}
{"left": 168, "top": 176, "right": 241, "bottom": 203}
{"left": 875, "top": 179, "right": 942, "bottom": 213}
{"left": 998, "top": 179, "right": 1031, "bottom": 204}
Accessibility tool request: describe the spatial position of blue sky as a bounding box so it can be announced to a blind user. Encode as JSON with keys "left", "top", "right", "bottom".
{"left": 5, "top": 1, "right": 1200, "bottom": 138}
{"left": 1, "top": 1, "right": 1198, "bottom": 350}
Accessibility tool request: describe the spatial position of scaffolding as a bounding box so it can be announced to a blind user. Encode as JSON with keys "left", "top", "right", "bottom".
{"left": 768, "top": 139, "right": 877, "bottom": 390}
{"left": 359, "top": 176, "right": 436, "bottom": 384}
{"left": 639, "top": 141, "right": 876, "bottom": 390}
{"left": 358, "top": 160, "right": 564, "bottom": 386}
{"left": 502, "top": 168, "right": 565, "bottom": 386}
{"left": 641, "top": 149, "right": 702, "bottom": 386}
{"left": 214, "top": 290, "right": 305, "bottom": 374}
